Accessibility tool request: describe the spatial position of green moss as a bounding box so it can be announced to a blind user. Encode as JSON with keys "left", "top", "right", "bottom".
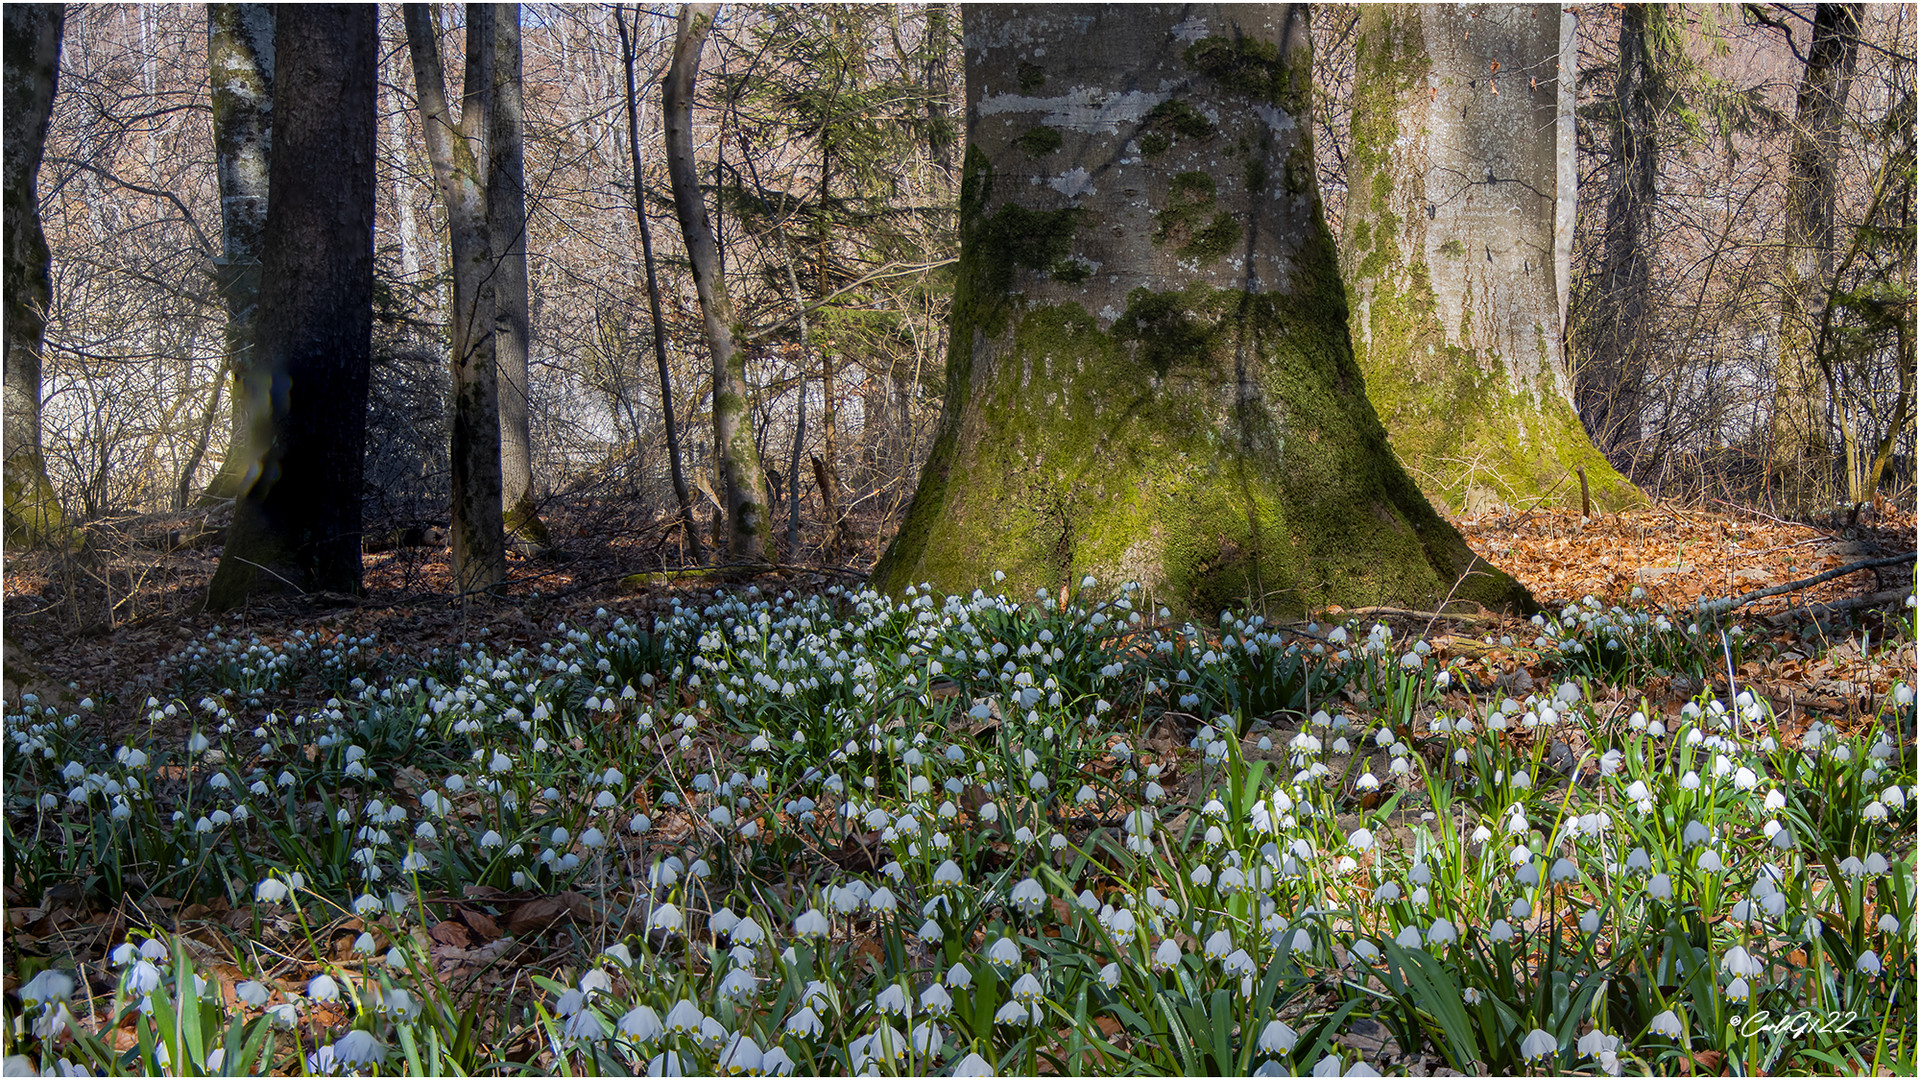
{"left": 1438, "top": 238, "right": 1465, "bottom": 258}
{"left": 3, "top": 452, "right": 67, "bottom": 550}
{"left": 1153, "top": 171, "right": 1219, "bottom": 249}
{"left": 1184, "top": 36, "right": 1287, "bottom": 103}
{"left": 1048, "top": 258, "right": 1093, "bottom": 284}
{"left": 1016, "top": 61, "right": 1045, "bottom": 92}
{"left": 1115, "top": 286, "right": 1218, "bottom": 376}
{"left": 1169, "top": 171, "right": 1216, "bottom": 204}
{"left": 1139, "top": 131, "right": 1171, "bottom": 157}
{"left": 1182, "top": 213, "right": 1243, "bottom": 261}
{"left": 1014, "top": 124, "right": 1063, "bottom": 156}
{"left": 1243, "top": 154, "right": 1268, "bottom": 193}
{"left": 1146, "top": 99, "right": 1215, "bottom": 139}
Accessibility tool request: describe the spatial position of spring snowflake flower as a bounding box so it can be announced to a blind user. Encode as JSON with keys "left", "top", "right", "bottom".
{"left": 784, "top": 1006, "right": 822, "bottom": 1039}
{"left": 953, "top": 1052, "right": 995, "bottom": 1076}
{"left": 1648, "top": 1009, "right": 1684, "bottom": 1038}
{"left": 332, "top": 1030, "right": 386, "bottom": 1069}
{"left": 307, "top": 973, "right": 340, "bottom": 1002}
{"left": 1721, "top": 945, "right": 1761, "bottom": 977}
{"left": 1257, "top": 1018, "right": 1298, "bottom": 1055}
{"left": 1858, "top": 951, "right": 1882, "bottom": 975}
{"left": 793, "top": 908, "right": 830, "bottom": 938}
{"left": 1520, "top": 1028, "right": 1557, "bottom": 1063}
{"left": 665, "top": 999, "right": 704, "bottom": 1036}
{"left": 1010, "top": 971, "right": 1045, "bottom": 1005}
{"left": 921, "top": 983, "right": 953, "bottom": 1017}
{"left": 1152, "top": 937, "right": 1183, "bottom": 972}
{"left": 1009, "top": 877, "right": 1046, "bottom": 916}
{"left": 986, "top": 936, "right": 1022, "bottom": 970}
{"left": 718, "top": 1034, "right": 761, "bottom": 1076}
{"left": 18, "top": 970, "right": 74, "bottom": 1007}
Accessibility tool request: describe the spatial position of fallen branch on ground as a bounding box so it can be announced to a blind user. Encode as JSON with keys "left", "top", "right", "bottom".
{"left": 1695, "top": 550, "right": 1915, "bottom": 619}
{"left": 1767, "top": 588, "right": 1914, "bottom": 625}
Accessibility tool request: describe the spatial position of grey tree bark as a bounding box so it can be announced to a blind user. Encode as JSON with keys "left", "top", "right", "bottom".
{"left": 873, "top": 4, "right": 1531, "bottom": 617}
{"left": 664, "top": 3, "right": 770, "bottom": 562}
{"left": 1771, "top": 3, "right": 1863, "bottom": 517}
{"left": 1574, "top": 4, "right": 1659, "bottom": 460}
{"left": 206, "top": 4, "right": 375, "bottom": 609}
{"left": 1341, "top": 4, "right": 1636, "bottom": 515}
{"left": 3, "top": 3, "right": 67, "bottom": 548}
{"left": 404, "top": 3, "right": 507, "bottom": 594}
{"left": 616, "top": 4, "right": 705, "bottom": 565}
{"left": 488, "top": 2, "right": 545, "bottom": 553}
{"left": 194, "top": 2, "right": 274, "bottom": 507}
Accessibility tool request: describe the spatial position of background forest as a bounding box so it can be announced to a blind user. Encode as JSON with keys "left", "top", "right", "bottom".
{"left": 7, "top": 2, "right": 1913, "bottom": 589}
{"left": 2, "top": 7, "right": 1915, "bottom": 1079}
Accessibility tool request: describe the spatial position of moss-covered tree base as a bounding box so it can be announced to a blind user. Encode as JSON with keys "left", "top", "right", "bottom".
{"left": 1344, "top": 6, "right": 1640, "bottom": 516}
{"left": 504, "top": 493, "right": 551, "bottom": 556}
{"left": 875, "top": 285, "right": 1533, "bottom": 619}
{"left": 3, "top": 453, "right": 66, "bottom": 550}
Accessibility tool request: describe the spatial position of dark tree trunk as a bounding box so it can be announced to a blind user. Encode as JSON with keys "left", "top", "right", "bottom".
{"left": 1343, "top": 5, "right": 1636, "bottom": 516}
{"left": 616, "top": 4, "right": 704, "bottom": 564}
{"left": 1771, "top": 2, "right": 1863, "bottom": 517}
{"left": 1573, "top": 4, "right": 1658, "bottom": 460}
{"left": 489, "top": 2, "right": 545, "bottom": 552}
{"left": 3, "top": 3, "right": 67, "bottom": 548}
{"left": 873, "top": 4, "right": 1531, "bottom": 618}
{"left": 405, "top": 2, "right": 507, "bottom": 594}
{"left": 195, "top": 2, "right": 275, "bottom": 507}
{"left": 664, "top": 3, "right": 769, "bottom": 562}
{"left": 206, "top": 4, "right": 375, "bottom": 609}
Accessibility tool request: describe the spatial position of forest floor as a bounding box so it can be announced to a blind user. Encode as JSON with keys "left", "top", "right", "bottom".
{"left": 5, "top": 497, "right": 1913, "bottom": 735}
{"left": 1, "top": 496, "right": 1913, "bottom": 1077}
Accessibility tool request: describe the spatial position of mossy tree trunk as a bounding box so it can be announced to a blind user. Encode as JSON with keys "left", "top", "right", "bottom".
{"left": 206, "top": 5, "right": 375, "bottom": 609}
{"left": 1771, "top": 3, "right": 1861, "bottom": 518}
{"left": 3, "top": 3, "right": 68, "bottom": 549}
{"left": 873, "top": 4, "right": 1532, "bottom": 619}
{"left": 665, "top": 3, "right": 770, "bottom": 563}
{"left": 194, "top": 2, "right": 274, "bottom": 507}
{"left": 404, "top": 3, "right": 507, "bottom": 594}
{"left": 488, "top": 3, "right": 546, "bottom": 554}
{"left": 1342, "top": 4, "right": 1637, "bottom": 516}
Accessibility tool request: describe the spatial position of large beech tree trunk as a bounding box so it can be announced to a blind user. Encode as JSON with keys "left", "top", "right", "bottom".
{"left": 664, "top": 3, "right": 770, "bottom": 562}
{"left": 874, "top": 4, "right": 1531, "bottom": 618}
{"left": 405, "top": 3, "right": 507, "bottom": 593}
{"left": 488, "top": 2, "right": 545, "bottom": 552}
{"left": 1771, "top": 3, "right": 1862, "bottom": 518}
{"left": 1342, "top": 4, "right": 1636, "bottom": 515}
{"left": 3, "top": 3, "right": 67, "bottom": 548}
{"left": 195, "top": 2, "right": 274, "bottom": 506}
{"left": 206, "top": 4, "right": 375, "bottom": 608}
